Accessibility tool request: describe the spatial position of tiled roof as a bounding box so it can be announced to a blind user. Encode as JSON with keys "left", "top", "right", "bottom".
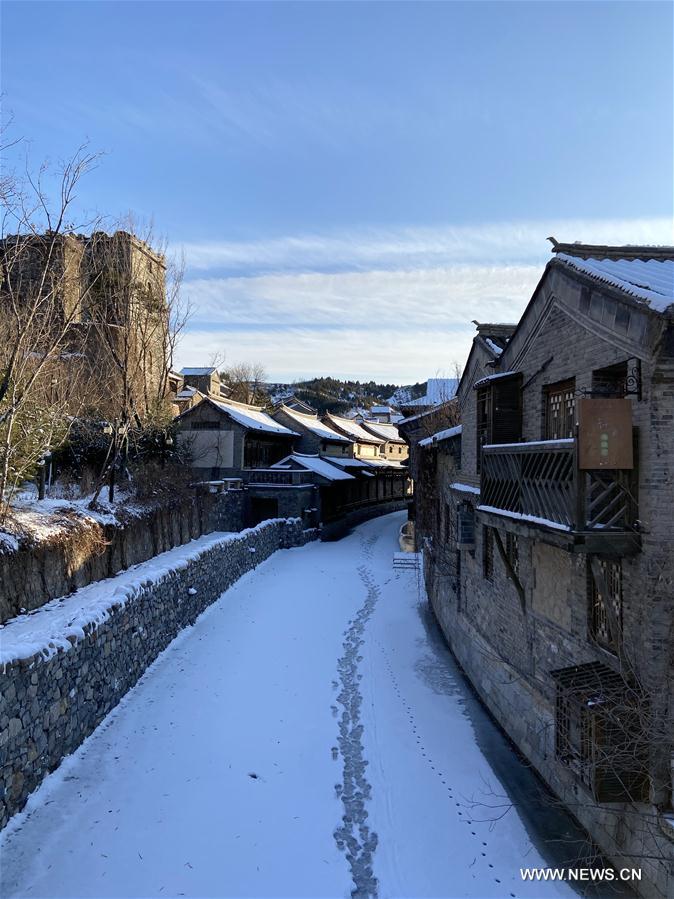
{"left": 555, "top": 254, "right": 674, "bottom": 313}
{"left": 360, "top": 421, "right": 405, "bottom": 442}
{"left": 418, "top": 425, "right": 462, "bottom": 447}
{"left": 325, "top": 414, "right": 385, "bottom": 444}
{"left": 271, "top": 454, "right": 354, "bottom": 481}
{"left": 210, "top": 399, "right": 297, "bottom": 435}
{"left": 276, "top": 406, "right": 351, "bottom": 443}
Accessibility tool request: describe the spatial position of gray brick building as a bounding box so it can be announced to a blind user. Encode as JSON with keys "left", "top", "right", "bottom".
{"left": 416, "top": 243, "right": 674, "bottom": 897}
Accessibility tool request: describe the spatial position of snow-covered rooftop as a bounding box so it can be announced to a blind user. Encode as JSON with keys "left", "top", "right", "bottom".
{"left": 209, "top": 399, "right": 297, "bottom": 436}
{"left": 176, "top": 387, "right": 198, "bottom": 398}
{"left": 555, "top": 254, "right": 674, "bottom": 313}
{"left": 364, "top": 458, "right": 407, "bottom": 470}
{"left": 277, "top": 406, "right": 351, "bottom": 443}
{"left": 326, "top": 414, "right": 385, "bottom": 444}
{"left": 473, "top": 371, "right": 518, "bottom": 389}
{"left": 360, "top": 421, "right": 404, "bottom": 442}
{"left": 327, "top": 457, "right": 373, "bottom": 469}
{"left": 418, "top": 425, "right": 462, "bottom": 447}
{"left": 271, "top": 454, "right": 354, "bottom": 482}
{"left": 370, "top": 405, "right": 393, "bottom": 414}
{"left": 180, "top": 367, "right": 217, "bottom": 376}
{"left": 400, "top": 378, "right": 458, "bottom": 409}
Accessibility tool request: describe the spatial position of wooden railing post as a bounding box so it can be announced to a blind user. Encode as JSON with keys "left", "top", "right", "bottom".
{"left": 574, "top": 429, "right": 585, "bottom": 530}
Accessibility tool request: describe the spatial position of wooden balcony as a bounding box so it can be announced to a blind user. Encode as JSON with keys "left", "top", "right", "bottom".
{"left": 479, "top": 439, "right": 641, "bottom": 555}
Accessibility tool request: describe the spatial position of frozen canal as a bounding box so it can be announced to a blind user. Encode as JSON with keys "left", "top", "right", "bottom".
{"left": 2, "top": 512, "right": 594, "bottom": 898}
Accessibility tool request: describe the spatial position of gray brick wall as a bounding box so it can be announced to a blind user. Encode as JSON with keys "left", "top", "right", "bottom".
{"left": 420, "top": 270, "right": 674, "bottom": 897}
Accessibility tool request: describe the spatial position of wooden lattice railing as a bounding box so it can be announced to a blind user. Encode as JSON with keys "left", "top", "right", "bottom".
{"left": 242, "top": 469, "right": 313, "bottom": 486}
{"left": 481, "top": 439, "right": 637, "bottom": 531}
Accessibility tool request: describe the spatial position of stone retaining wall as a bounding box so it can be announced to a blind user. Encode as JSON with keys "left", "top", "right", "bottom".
{"left": 0, "top": 517, "right": 311, "bottom": 829}
{"left": 0, "top": 491, "right": 245, "bottom": 624}
{"left": 320, "top": 499, "right": 410, "bottom": 541}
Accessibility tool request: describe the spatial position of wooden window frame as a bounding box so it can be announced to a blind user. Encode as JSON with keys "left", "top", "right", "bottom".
{"left": 552, "top": 663, "right": 649, "bottom": 803}
{"left": 544, "top": 378, "right": 576, "bottom": 440}
{"left": 588, "top": 558, "right": 622, "bottom": 654}
{"left": 476, "top": 374, "right": 523, "bottom": 472}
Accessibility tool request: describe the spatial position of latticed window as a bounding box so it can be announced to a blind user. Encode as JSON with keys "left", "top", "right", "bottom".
{"left": 555, "top": 689, "right": 593, "bottom": 790}
{"left": 476, "top": 375, "right": 522, "bottom": 472}
{"left": 588, "top": 558, "right": 622, "bottom": 653}
{"left": 457, "top": 503, "right": 476, "bottom": 550}
{"left": 482, "top": 526, "right": 494, "bottom": 580}
{"left": 552, "top": 662, "right": 649, "bottom": 802}
{"left": 505, "top": 532, "right": 519, "bottom": 576}
{"left": 545, "top": 379, "right": 576, "bottom": 439}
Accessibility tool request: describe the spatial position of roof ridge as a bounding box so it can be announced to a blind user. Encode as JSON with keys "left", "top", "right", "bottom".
{"left": 551, "top": 242, "right": 674, "bottom": 261}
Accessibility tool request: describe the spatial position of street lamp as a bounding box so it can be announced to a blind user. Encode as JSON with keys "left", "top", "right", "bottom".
{"left": 102, "top": 422, "right": 117, "bottom": 503}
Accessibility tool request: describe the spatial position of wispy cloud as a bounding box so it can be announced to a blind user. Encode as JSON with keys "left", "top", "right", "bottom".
{"left": 180, "top": 217, "right": 673, "bottom": 275}
{"left": 177, "top": 264, "right": 540, "bottom": 380}
{"left": 185, "top": 264, "right": 538, "bottom": 329}
{"left": 175, "top": 216, "right": 674, "bottom": 382}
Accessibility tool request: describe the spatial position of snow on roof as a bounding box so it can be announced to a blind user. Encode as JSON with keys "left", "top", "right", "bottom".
{"left": 176, "top": 387, "right": 198, "bottom": 398}
{"left": 401, "top": 378, "right": 458, "bottom": 408}
{"left": 398, "top": 402, "right": 454, "bottom": 425}
{"left": 418, "top": 424, "right": 462, "bottom": 447}
{"left": 327, "top": 457, "right": 373, "bottom": 469}
{"left": 370, "top": 405, "right": 393, "bottom": 413}
{"left": 209, "top": 399, "right": 297, "bottom": 436}
{"left": 449, "top": 482, "right": 480, "bottom": 495}
{"left": 272, "top": 454, "right": 354, "bottom": 481}
{"left": 277, "top": 406, "right": 351, "bottom": 443}
{"left": 326, "top": 414, "right": 385, "bottom": 444}
{"left": 364, "top": 458, "right": 407, "bottom": 469}
{"left": 360, "top": 421, "right": 405, "bottom": 442}
{"left": 180, "top": 367, "right": 217, "bottom": 376}
{"left": 555, "top": 254, "right": 674, "bottom": 313}
{"left": 484, "top": 338, "right": 504, "bottom": 356}
{"left": 473, "top": 371, "right": 519, "bottom": 389}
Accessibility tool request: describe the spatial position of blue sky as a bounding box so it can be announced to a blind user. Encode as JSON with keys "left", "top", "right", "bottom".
{"left": 2, "top": 1, "right": 672, "bottom": 382}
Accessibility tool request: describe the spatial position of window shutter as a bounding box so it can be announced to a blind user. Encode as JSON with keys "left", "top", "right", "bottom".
{"left": 492, "top": 376, "right": 522, "bottom": 444}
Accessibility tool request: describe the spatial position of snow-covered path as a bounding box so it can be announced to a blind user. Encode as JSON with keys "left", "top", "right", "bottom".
{"left": 2, "top": 512, "right": 585, "bottom": 898}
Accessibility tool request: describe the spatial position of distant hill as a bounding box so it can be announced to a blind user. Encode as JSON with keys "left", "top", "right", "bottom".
{"left": 267, "top": 378, "right": 427, "bottom": 415}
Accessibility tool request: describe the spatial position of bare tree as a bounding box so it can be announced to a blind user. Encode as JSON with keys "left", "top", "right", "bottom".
{"left": 223, "top": 361, "right": 268, "bottom": 405}
{"left": 0, "top": 146, "right": 191, "bottom": 517}
{"left": 0, "top": 147, "right": 103, "bottom": 516}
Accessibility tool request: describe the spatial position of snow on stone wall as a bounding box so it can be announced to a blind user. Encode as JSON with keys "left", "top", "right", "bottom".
{"left": 0, "top": 517, "right": 313, "bottom": 829}
{"left": 0, "top": 491, "right": 245, "bottom": 624}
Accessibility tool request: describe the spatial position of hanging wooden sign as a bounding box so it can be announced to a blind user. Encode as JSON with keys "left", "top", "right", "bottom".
{"left": 577, "top": 398, "right": 633, "bottom": 470}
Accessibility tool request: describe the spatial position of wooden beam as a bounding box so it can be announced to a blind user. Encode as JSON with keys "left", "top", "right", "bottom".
{"left": 492, "top": 528, "right": 526, "bottom": 612}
